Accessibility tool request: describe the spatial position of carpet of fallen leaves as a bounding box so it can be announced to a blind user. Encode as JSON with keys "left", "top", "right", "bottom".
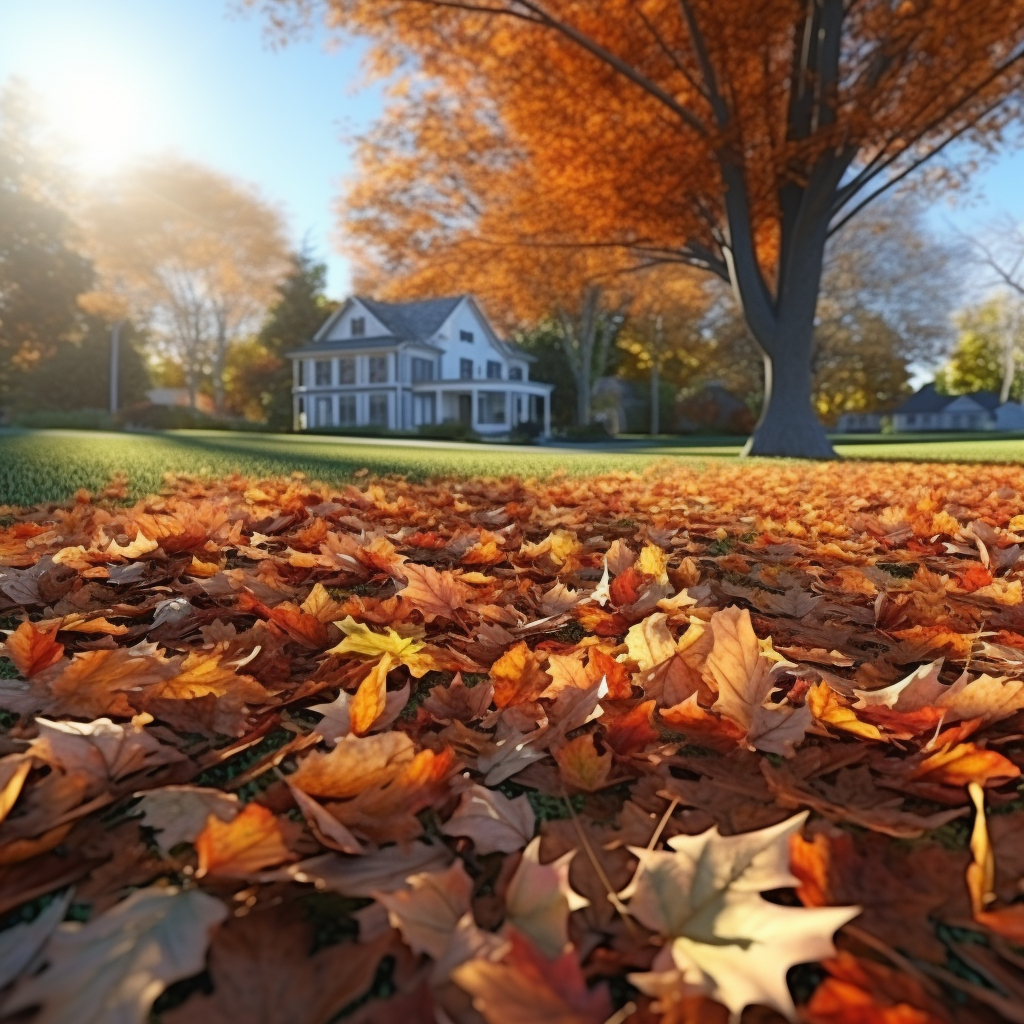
{"left": 1, "top": 460, "right": 1024, "bottom": 1024}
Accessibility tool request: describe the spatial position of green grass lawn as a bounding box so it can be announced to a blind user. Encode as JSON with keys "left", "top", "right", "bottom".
{"left": 0, "top": 427, "right": 1021, "bottom": 505}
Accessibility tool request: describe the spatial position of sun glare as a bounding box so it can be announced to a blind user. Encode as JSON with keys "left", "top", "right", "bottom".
{"left": 42, "top": 66, "right": 151, "bottom": 176}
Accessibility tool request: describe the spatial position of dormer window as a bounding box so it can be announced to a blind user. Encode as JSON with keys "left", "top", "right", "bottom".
{"left": 509, "top": 366, "right": 523, "bottom": 380}
{"left": 351, "top": 317, "right": 365, "bottom": 337}
{"left": 460, "top": 330, "right": 474, "bottom": 343}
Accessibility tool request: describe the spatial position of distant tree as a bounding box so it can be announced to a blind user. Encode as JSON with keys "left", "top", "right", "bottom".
{"left": 246, "top": 250, "right": 336, "bottom": 428}
{"left": 0, "top": 79, "right": 93, "bottom": 410}
{"left": 812, "top": 312, "right": 914, "bottom": 425}
{"left": 961, "top": 221, "right": 1024, "bottom": 401}
{"left": 85, "top": 158, "right": 290, "bottom": 413}
{"left": 617, "top": 196, "right": 955, "bottom": 425}
{"left": 614, "top": 267, "right": 709, "bottom": 433}
{"left": 15, "top": 314, "right": 150, "bottom": 412}
{"left": 936, "top": 297, "right": 1024, "bottom": 402}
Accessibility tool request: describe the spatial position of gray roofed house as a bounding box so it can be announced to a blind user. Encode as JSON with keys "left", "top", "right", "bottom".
{"left": 889, "top": 384, "right": 1024, "bottom": 433}
{"left": 288, "top": 294, "right": 553, "bottom": 437}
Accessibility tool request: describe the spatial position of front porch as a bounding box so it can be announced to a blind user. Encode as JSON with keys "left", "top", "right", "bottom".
{"left": 410, "top": 381, "right": 552, "bottom": 437}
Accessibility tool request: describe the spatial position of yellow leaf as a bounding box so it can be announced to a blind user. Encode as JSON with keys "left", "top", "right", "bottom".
{"left": 807, "top": 681, "right": 882, "bottom": 741}
{"left": 638, "top": 543, "right": 669, "bottom": 584}
{"left": 625, "top": 613, "right": 676, "bottom": 671}
{"left": 349, "top": 653, "right": 394, "bottom": 736}
{"left": 328, "top": 616, "right": 436, "bottom": 677}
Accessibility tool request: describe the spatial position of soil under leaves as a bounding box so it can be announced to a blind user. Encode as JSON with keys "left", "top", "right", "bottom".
{"left": 0, "top": 460, "right": 1023, "bottom": 1023}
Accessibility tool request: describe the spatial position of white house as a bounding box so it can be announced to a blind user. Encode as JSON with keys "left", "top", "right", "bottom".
{"left": 289, "top": 295, "right": 553, "bottom": 437}
{"left": 891, "top": 384, "right": 1024, "bottom": 433}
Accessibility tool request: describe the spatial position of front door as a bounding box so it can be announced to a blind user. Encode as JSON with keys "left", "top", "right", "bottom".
{"left": 458, "top": 394, "right": 472, "bottom": 427}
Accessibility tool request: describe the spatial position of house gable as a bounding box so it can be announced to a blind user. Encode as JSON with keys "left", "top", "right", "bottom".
{"left": 943, "top": 395, "right": 989, "bottom": 415}
{"left": 316, "top": 298, "right": 393, "bottom": 343}
{"left": 426, "top": 297, "right": 530, "bottom": 381}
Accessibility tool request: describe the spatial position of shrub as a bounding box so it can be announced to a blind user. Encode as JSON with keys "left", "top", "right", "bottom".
{"left": 11, "top": 408, "right": 117, "bottom": 431}
{"left": 561, "top": 421, "right": 612, "bottom": 441}
{"left": 509, "top": 420, "right": 544, "bottom": 445}
{"left": 416, "top": 421, "right": 480, "bottom": 442}
{"left": 116, "top": 403, "right": 264, "bottom": 432}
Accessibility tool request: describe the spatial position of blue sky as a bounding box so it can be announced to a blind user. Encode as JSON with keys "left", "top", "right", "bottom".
{"left": 3, "top": 0, "right": 1024, "bottom": 301}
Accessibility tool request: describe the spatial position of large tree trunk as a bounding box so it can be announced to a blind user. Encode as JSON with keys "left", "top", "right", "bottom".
{"left": 722, "top": 166, "right": 838, "bottom": 459}
{"left": 744, "top": 342, "right": 835, "bottom": 458}
{"left": 576, "top": 344, "right": 592, "bottom": 425}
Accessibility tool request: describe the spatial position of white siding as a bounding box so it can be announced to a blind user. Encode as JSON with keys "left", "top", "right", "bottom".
{"left": 434, "top": 300, "right": 511, "bottom": 380}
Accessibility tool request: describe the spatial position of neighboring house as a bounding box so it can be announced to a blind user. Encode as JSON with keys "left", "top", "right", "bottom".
{"left": 891, "top": 384, "right": 1024, "bottom": 432}
{"left": 835, "top": 411, "right": 883, "bottom": 433}
{"left": 288, "top": 295, "right": 553, "bottom": 436}
{"left": 146, "top": 388, "right": 215, "bottom": 415}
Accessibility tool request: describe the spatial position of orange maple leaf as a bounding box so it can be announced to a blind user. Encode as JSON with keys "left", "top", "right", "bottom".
{"left": 490, "top": 641, "right": 549, "bottom": 709}
{"left": 195, "top": 802, "right": 296, "bottom": 878}
{"left": 0, "top": 621, "right": 64, "bottom": 678}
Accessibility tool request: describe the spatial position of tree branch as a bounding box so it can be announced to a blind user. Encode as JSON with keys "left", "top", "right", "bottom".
{"left": 403, "top": 0, "right": 710, "bottom": 134}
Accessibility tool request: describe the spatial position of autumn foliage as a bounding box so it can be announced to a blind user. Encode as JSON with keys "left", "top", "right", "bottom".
{"left": 256, "top": 0, "right": 1024, "bottom": 456}
{"left": 1, "top": 460, "right": 1024, "bottom": 1020}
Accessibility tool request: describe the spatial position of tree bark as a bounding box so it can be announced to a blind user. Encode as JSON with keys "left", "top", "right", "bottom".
{"left": 1001, "top": 320, "right": 1017, "bottom": 404}
{"left": 720, "top": 163, "right": 838, "bottom": 459}
{"left": 213, "top": 316, "right": 227, "bottom": 417}
{"left": 743, "top": 344, "right": 835, "bottom": 458}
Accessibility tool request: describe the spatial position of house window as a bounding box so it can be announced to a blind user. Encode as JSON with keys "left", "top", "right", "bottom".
{"left": 315, "top": 396, "right": 333, "bottom": 427}
{"left": 412, "top": 357, "right": 434, "bottom": 382}
{"left": 368, "top": 355, "right": 388, "bottom": 383}
{"left": 906, "top": 414, "right": 916, "bottom": 426}
{"left": 486, "top": 360, "right": 502, "bottom": 380}
{"left": 478, "top": 391, "right": 506, "bottom": 424}
{"left": 314, "top": 360, "right": 332, "bottom": 386}
{"left": 351, "top": 316, "right": 365, "bottom": 337}
{"left": 297, "top": 361, "right": 305, "bottom": 386}
{"left": 369, "top": 394, "right": 388, "bottom": 426}
{"left": 509, "top": 366, "right": 523, "bottom": 380}
{"left": 460, "top": 330, "right": 474, "bottom": 343}
{"left": 338, "top": 357, "right": 355, "bottom": 384}
{"left": 460, "top": 358, "right": 473, "bottom": 380}
{"left": 338, "top": 395, "right": 356, "bottom": 426}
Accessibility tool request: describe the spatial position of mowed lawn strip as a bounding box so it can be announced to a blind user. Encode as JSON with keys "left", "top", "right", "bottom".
{"left": 1, "top": 427, "right": 1022, "bottom": 505}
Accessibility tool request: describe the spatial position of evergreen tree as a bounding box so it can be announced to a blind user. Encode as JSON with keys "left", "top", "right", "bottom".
{"left": 0, "top": 79, "right": 94, "bottom": 409}
{"left": 241, "top": 250, "right": 335, "bottom": 428}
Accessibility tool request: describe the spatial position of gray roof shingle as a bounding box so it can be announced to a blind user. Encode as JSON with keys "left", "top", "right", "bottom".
{"left": 894, "top": 384, "right": 954, "bottom": 414}
{"left": 357, "top": 296, "right": 465, "bottom": 342}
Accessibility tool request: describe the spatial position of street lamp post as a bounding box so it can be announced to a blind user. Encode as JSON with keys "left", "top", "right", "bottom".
{"left": 109, "top": 319, "right": 124, "bottom": 416}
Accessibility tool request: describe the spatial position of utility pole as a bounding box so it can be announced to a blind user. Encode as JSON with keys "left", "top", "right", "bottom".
{"left": 650, "top": 315, "right": 663, "bottom": 436}
{"left": 109, "top": 319, "right": 124, "bottom": 415}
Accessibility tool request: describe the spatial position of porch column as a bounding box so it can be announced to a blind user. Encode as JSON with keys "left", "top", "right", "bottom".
{"left": 471, "top": 387, "right": 479, "bottom": 431}
{"left": 505, "top": 390, "right": 512, "bottom": 430}
{"left": 434, "top": 389, "right": 441, "bottom": 424}
{"left": 291, "top": 361, "right": 299, "bottom": 431}
{"left": 543, "top": 392, "right": 551, "bottom": 437}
